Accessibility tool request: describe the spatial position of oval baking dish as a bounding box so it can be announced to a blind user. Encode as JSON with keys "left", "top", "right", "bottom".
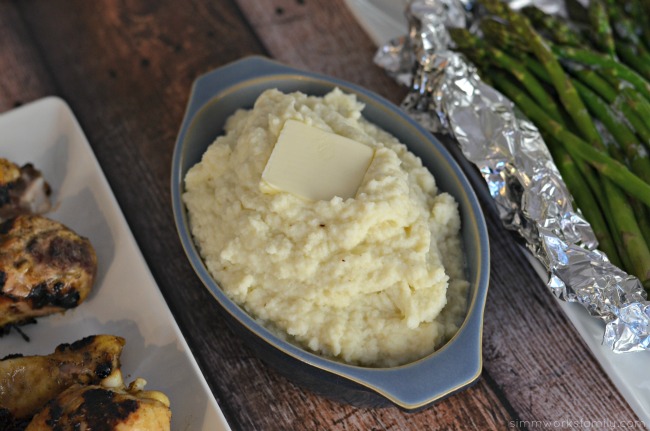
{"left": 171, "top": 56, "right": 490, "bottom": 411}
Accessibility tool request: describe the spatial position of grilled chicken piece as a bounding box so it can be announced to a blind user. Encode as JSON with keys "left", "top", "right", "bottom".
{"left": 26, "top": 375, "right": 171, "bottom": 431}
{"left": 0, "top": 214, "right": 97, "bottom": 331}
{"left": 0, "top": 335, "right": 125, "bottom": 424}
{"left": 0, "top": 158, "right": 51, "bottom": 221}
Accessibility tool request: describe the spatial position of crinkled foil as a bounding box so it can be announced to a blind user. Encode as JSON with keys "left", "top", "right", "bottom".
{"left": 375, "top": 0, "right": 650, "bottom": 352}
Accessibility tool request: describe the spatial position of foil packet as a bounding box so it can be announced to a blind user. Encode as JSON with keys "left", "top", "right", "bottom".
{"left": 375, "top": 0, "right": 650, "bottom": 352}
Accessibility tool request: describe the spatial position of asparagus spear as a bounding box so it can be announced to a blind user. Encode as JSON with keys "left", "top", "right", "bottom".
{"left": 524, "top": 4, "right": 642, "bottom": 80}
{"left": 542, "top": 131, "right": 623, "bottom": 267}
{"left": 595, "top": 70, "right": 650, "bottom": 148}
{"left": 492, "top": 73, "right": 650, "bottom": 286}
{"left": 594, "top": 125, "right": 650, "bottom": 255}
{"left": 489, "top": 73, "right": 650, "bottom": 208}
{"left": 631, "top": 198, "right": 650, "bottom": 248}
{"left": 566, "top": 0, "right": 590, "bottom": 24}
{"left": 610, "top": 82, "right": 650, "bottom": 135}
{"left": 604, "top": 0, "right": 648, "bottom": 49}
{"left": 546, "top": 62, "right": 650, "bottom": 149}
{"left": 479, "top": 0, "right": 604, "bottom": 148}
{"left": 577, "top": 84, "right": 650, "bottom": 259}
{"left": 572, "top": 79, "right": 650, "bottom": 185}
{"left": 619, "top": 103, "right": 650, "bottom": 149}
{"left": 563, "top": 64, "right": 618, "bottom": 102}
{"left": 588, "top": 0, "right": 616, "bottom": 57}
{"left": 621, "top": 87, "right": 650, "bottom": 124}
{"left": 449, "top": 28, "right": 565, "bottom": 123}
{"left": 560, "top": 82, "right": 650, "bottom": 282}
{"left": 479, "top": 18, "right": 530, "bottom": 58}
{"left": 521, "top": 6, "right": 587, "bottom": 48}
{"left": 520, "top": 53, "right": 650, "bottom": 150}
{"left": 615, "top": 41, "right": 650, "bottom": 81}
{"left": 575, "top": 68, "right": 650, "bottom": 149}
{"left": 480, "top": 2, "right": 650, "bottom": 101}
{"left": 487, "top": 51, "right": 626, "bottom": 265}
{"left": 495, "top": 25, "right": 650, "bottom": 123}
{"left": 467, "top": 0, "right": 650, "bottom": 283}
{"left": 520, "top": 57, "right": 650, "bottom": 255}
{"left": 635, "top": 0, "right": 650, "bottom": 49}
{"left": 602, "top": 178, "right": 650, "bottom": 288}
{"left": 551, "top": 45, "right": 650, "bottom": 100}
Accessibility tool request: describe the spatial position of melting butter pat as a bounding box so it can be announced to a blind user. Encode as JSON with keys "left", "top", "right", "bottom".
{"left": 261, "top": 120, "right": 374, "bottom": 201}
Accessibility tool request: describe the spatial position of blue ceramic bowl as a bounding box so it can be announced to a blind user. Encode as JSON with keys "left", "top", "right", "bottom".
{"left": 171, "top": 56, "right": 490, "bottom": 411}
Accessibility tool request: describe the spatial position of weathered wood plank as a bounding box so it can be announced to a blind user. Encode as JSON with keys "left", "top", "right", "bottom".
{"left": 0, "top": 1, "right": 56, "bottom": 111}
{"left": 0, "top": 0, "right": 640, "bottom": 429}
{"left": 235, "top": 0, "right": 405, "bottom": 103}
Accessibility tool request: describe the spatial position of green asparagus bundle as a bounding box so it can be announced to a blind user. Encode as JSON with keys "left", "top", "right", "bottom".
{"left": 450, "top": 0, "right": 650, "bottom": 289}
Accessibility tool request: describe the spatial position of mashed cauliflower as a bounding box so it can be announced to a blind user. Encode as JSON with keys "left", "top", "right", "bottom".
{"left": 183, "top": 88, "right": 469, "bottom": 367}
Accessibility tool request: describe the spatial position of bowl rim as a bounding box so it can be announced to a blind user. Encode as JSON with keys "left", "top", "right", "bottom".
{"left": 171, "top": 55, "right": 490, "bottom": 410}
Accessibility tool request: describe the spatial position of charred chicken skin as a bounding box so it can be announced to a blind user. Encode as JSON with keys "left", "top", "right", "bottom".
{"left": 0, "top": 158, "right": 51, "bottom": 221}
{"left": 0, "top": 334, "right": 125, "bottom": 425}
{"left": 0, "top": 214, "right": 97, "bottom": 330}
{"left": 26, "top": 376, "right": 171, "bottom": 431}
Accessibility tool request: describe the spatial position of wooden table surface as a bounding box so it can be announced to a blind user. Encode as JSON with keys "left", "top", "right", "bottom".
{"left": 0, "top": 1, "right": 642, "bottom": 430}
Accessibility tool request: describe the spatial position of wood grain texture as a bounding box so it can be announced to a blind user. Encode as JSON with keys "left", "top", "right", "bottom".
{"left": 0, "top": 0, "right": 642, "bottom": 429}
{"left": 0, "top": 1, "right": 56, "bottom": 111}
{"left": 235, "top": 0, "right": 406, "bottom": 103}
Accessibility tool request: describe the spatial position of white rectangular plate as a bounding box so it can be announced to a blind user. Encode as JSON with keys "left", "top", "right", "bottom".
{"left": 344, "top": 0, "right": 409, "bottom": 46}
{"left": 0, "top": 97, "right": 231, "bottom": 431}
{"left": 344, "top": 0, "right": 650, "bottom": 425}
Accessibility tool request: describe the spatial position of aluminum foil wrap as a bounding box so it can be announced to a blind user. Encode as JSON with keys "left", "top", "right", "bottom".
{"left": 375, "top": 0, "right": 650, "bottom": 352}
